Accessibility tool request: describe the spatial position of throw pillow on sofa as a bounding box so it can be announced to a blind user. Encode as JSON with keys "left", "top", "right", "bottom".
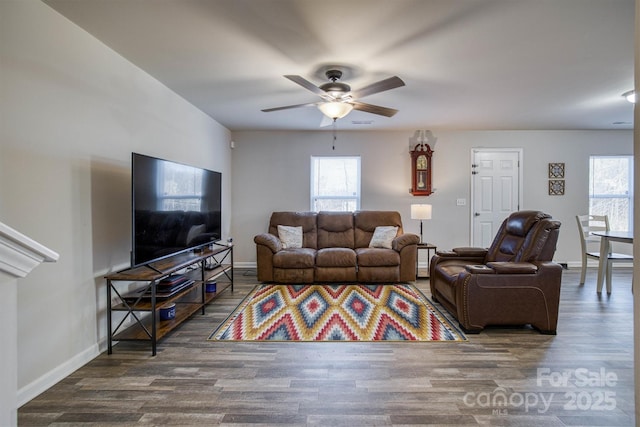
{"left": 277, "top": 225, "right": 303, "bottom": 248}
{"left": 369, "top": 226, "right": 398, "bottom": 249}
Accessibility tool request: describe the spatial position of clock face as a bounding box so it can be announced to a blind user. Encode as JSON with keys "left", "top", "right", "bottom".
{"left": 417, "top": 155, "right": 427, "bottom": 170}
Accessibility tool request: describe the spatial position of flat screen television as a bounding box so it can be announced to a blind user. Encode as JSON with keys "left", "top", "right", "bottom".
{"left": 131, "top": 153, "right": 222, "bottom": 267}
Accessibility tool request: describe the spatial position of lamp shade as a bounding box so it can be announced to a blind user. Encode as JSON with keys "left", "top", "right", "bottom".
{"left": 411, "top": 204, "right": 432, "bottom": 220}
{"left": 318, "top": 102, "right": 354, "bottom": 119}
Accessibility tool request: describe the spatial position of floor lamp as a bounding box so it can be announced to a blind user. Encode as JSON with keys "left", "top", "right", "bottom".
{"left": 411, "top": 204, "right": 432, "bottom": 243}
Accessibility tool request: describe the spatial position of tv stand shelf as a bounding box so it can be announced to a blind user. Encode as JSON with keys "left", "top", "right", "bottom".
{"left": 106, "top": 243, "right": 233, "bottom": 355}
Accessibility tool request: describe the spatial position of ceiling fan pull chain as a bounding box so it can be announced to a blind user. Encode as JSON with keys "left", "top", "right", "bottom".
{"left": 332, "top": 118, "right": 337, "bottom": 150}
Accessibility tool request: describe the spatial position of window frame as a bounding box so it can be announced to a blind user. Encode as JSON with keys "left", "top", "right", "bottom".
{"left": 310, "top": 155, "right": 361, "bottom": 212}
{"left": 588, "top": 155, "right": 634, "bottom": 232}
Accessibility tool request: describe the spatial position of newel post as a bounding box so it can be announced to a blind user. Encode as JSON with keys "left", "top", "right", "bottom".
{"left": 0, "top": 222, "right": 58, "bottom": 426}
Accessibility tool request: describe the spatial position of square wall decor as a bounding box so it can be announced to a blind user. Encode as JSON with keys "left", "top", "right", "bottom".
{"left": 548, "top": 180, "right": 565, "bottom": 196}
{"left": 548, "top": 163, "right": 565, "bottom": 178}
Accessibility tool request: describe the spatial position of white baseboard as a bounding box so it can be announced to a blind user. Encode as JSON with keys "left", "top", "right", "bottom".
{"left": 563, "top": 261, "right": 633, "bottom": 269}
{"left": 234, "top": 261, "right": 256, "bottom": 269}
{"left": 18, "top": 344, "right": 100, "bottom": 407}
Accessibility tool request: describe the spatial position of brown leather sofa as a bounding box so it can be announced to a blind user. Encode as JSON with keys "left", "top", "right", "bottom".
{"left": 254, "top": 211, "right": 419, "bottom": 283}
{"left": 429, "top": 210, "right": 562, "bottom": 334}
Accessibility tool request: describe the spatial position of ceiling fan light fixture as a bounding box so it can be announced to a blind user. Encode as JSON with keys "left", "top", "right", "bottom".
{"left": 265, "top": 70, "right": 404, "bottom": 119}
{"left": 318, "top": 102, "right": 353, "bottom": 119}
{"left": 622, "top": 90, "right": 636, "bottom": 103}
{"left": 319, "top": 82, "right": 351, "bottom": 98}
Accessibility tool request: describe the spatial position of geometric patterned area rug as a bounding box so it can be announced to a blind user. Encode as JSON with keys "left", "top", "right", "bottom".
{"left": 208, "top": 283, "right": 466, "bottom": 342}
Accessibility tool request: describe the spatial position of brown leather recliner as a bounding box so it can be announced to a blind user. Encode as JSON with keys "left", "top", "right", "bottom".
{"left": 429, "top": 210, "right": 562, "bottom": 334}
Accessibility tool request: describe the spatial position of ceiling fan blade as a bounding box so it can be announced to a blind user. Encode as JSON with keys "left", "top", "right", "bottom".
{"left": 261, "top": 102, "right": 318, "bottom": 112}
{"left": 284, "top": 75, "right": 331, "bottom": 99}
{"left": 349, "top": 76, "right": 405, "bottom": 99}
{"left": 351, "top": 101, "right": 399, "bottom": 117}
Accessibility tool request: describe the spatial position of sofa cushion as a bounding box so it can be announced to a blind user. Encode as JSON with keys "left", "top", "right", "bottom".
{"left": 356, "top": 248, "right": 400, "bottom": 267}
{"left": 354, "top": 211, "right": 403, "bottom": 248}
{"left": 272, "top": 248, "right": 316, "bottom": 269}
{"left": 506, "top": 211, "right": 550, "bottom": 236}
{"left": 369, "top": 226, "right": 398, "bottom": 249}
{"left": 316, "top": 248, "right": 357, "bottom": 267}
{"left": 316, "top": 266, "right": 357, "bottom": 282}
{"left": 357, "top": 266, "right": 400, "bottom": 283}
{"left": 485, "top": 210, "right": 553, "bottom": 262}
{"left": 277, "top": 225, "right": 303, "bottom": 248}
{"left": 269, "top": 212, "right": 318, "bottom": 249}
{"left": 273, "top": 268, "right": 314, "bottom": 283}
{"left": 317, "top": 212, "right": 355, "bottom": 249}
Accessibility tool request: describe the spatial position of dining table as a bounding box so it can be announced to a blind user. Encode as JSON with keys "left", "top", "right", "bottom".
{"left": 591, "top": 230, "right": 633, "bottom": 294}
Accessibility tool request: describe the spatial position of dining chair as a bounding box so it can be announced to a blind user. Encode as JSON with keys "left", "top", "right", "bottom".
{"left": 575, "top": 214, "right": 633, "bottom": 290}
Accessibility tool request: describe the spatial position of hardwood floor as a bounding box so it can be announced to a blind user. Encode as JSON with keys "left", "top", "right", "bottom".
{"left": 19, "top": 268, "right": 634, "bottom": 426}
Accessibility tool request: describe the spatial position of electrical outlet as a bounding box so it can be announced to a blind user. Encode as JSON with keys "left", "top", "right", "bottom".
{"left": 456, "top": 198, "right": 466, "bottom": 206}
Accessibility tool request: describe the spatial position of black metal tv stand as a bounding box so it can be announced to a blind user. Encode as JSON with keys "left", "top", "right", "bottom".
{"left": 105, "top": 244, "right": 233, "bottom": 356}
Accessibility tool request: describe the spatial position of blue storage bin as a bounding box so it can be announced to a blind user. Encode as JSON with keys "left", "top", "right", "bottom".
{"left": 160, "top": 303, "right": 176, "bottom": 320}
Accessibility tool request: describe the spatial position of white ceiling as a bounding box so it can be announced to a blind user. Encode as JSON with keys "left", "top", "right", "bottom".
{"left": 43, "top": 0, "right": 636, "bottom": 132}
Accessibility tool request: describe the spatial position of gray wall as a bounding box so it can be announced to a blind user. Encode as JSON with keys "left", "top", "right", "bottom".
{"left": 1, "top": 1, "right": 232, "bottom": 404}
{"left": 230, "top": 130, "right": 633, "bottom": 266}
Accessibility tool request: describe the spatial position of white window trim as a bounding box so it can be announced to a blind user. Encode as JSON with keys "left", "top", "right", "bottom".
{"left": 589, "top": 155, "right": 634, "bottom": 231}
{"left": 310, "top": 156, "right": 361, "bottom": 212}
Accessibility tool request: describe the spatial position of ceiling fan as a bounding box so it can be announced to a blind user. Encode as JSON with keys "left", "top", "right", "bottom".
{"left": 262, "top": 69, "right": 405, "bottom": 120}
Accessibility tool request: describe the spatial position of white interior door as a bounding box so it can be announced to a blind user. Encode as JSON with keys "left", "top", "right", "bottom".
{"left": 471, "top": 149, "right": 522, "bottom": 247}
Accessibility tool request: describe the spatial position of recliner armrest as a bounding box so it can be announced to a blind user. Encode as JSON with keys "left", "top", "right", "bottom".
{"left": 435, "top": 250, "right": 458, "bottom": 257}
{"left": 433, "top": 247, "right": 488, "bottom": 259}
{"left": 254, "top": 233, "right": 283, "bottom": 253}
{"left": 452, "top": 247, "right": 489, "bottom": 257}
{"left": 485, "top": 262, "right": 538, "bottom": 274}
{"left": 465, "top": 265, "right": 495, "bottom": 274}
{"left": 392, "top": 233, "right": 420, "bottom": 251}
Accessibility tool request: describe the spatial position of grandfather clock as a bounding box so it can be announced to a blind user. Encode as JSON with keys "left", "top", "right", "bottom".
{"left": 409, "top": 143, "right": 433, "bottom": 196}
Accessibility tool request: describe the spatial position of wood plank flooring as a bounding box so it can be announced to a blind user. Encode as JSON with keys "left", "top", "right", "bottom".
{"left": 19, "top": 268, "right": 634, "bottom": 426}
